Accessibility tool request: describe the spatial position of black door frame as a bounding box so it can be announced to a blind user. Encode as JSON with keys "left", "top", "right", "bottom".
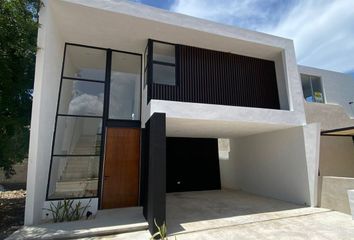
{"left": 45, "top": 42, "right": 143, "bottom": 204}
{"left": 98, "top": 48, "right": 143, "bottom": 209}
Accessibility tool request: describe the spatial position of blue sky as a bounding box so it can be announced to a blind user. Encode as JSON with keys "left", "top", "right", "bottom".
{"left": 132, "top": 0, "right": 354, "bottom": 78}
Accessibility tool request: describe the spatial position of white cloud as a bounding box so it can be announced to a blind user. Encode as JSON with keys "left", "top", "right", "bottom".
{"left": 265, "top": 0, "right": 354, "bottom": 73}
{"left": 171, "top": 0, "right": 354, "bottom": 73}
{"left": 171, "top": 0, "right": 285, "bottom": 29}
{"left": 68, "top": 93, "right": 103, "bottom": 116}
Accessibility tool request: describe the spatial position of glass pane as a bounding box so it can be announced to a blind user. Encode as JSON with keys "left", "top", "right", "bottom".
{"left": 153, "top": 42, "right": 175, "bottom": 64}
{"left": 144, "top": 44, "right": 149, "bottom": 69}
{"left": 63, "top": 45, "right": 106, "bottom": 81}
{"left": 153, "top": 64, "right": 176, "bottom": 86}
{"left": 301, "top": 74, "right": 313, "bottom": 102}
{"left": 58, "top": 80, "right": 104, "bottom": 116}
{"left": 53, "top": 116, "right": 102, "bottom": 155}
{"left": 47, "top": 156, "right": 99, "bottom": 199}
{"left": 109, "top": 52, "right": 141, "bottom": 120}
{"left": 311, "top": 76, "right": 324, "bottom": 103}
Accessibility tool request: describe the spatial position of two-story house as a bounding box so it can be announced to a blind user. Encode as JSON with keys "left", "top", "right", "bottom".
{"left": 25, "top": 0, "right": 321, "bottom": 233}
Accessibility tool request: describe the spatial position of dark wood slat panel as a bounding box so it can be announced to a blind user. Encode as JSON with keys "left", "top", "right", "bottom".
{"left": 150, "top": 45, "right": 280, "bottom": 109}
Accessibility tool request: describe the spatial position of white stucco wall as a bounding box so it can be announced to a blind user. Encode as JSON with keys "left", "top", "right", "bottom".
{"left": 298, "top": 65, "right": 354, "bottom": 118}
{"left": 25, "top": 0, "right": 66, "bottom": 225}
{"left": 274, "top": 51, "right": 290, "bottom": 110}
{"left": 220, "top": 124, "right": 320, "bottom": 206}
{"left": 320, "top": 176, "right": 354, "bottom": 214}
{"left": 319, "top": 136, "right": 354, "bottom": 177}
{"left": 305, "top": 102, "right": 354, "bottom": 131}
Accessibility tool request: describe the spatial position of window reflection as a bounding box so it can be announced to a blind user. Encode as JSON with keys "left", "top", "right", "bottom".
{"left": 153, "top": 42, "right": 175, "bottom": 64}
{"left": 150, "top": 40, "right": 177, "bottom": 86}
{"left": 47, "top": 156, "right": 99, "bottom": 199}
{"left": 63, "top": 45, "right": 106, "bottom": 81}
{"left": 59, "top": 80, "right": 104, "bottom": 116}
{"left": 48, "top": 44, "right": 106, "bottom": 200}
{"left": 109, "top": 52, "right": 141, "bottom": 120}
{"left": 153, "top": 64, "right": 176, "bottom": 86}
{"left": 53, "top": 116, "right": 102, "bottom": 155}
{"left": 301, "top": 74, "right": 324, "bottom": 103}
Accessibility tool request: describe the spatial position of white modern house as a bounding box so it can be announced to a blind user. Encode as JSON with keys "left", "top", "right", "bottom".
{"left": 26, "top": 0, "right": 326, "bottom": 234}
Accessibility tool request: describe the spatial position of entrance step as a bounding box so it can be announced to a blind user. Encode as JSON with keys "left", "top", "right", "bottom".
{"left": 7, "top": 207, "right": 149, "bottom": 240}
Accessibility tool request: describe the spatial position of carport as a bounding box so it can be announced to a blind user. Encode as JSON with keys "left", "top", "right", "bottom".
{"left": 141, "top": 113, "right": 320, "bottom": 234}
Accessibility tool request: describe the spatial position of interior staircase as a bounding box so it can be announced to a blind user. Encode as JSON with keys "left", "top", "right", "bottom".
{"left": 53, "top": 134, "right": 100, "bottom": 198}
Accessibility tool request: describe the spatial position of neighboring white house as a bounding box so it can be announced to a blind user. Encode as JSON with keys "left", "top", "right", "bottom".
{"left": 299, "top": 65, "right": 354, "bottom": 119}
{"left": 298, "top": 66, "right": 354, "bottom": 215}
{"left": 25, "top": 0, "right": 323, "bottom": 233}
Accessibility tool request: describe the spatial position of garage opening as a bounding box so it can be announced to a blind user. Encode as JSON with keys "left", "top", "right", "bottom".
{"left": 166, "top": 137, "right": 221, "bottom": 193}
{"left": 165, "top": 125, "right": 318, "bottom": 235}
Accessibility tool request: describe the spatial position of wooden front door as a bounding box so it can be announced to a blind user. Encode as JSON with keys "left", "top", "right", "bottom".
{"left": 102, "top": 127, "right": 140, "bottom": 209}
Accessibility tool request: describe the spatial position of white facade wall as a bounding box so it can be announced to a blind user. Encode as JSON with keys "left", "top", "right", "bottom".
{"left": 220, "top": 124, "right": 320, "bottom": 207}
{"left": 25, "top": 0, "right": 65, "bottom": 225}
{"left": 320, "top": 176, "right": 354, "bottom": 214}
{"left": 304, "top": 102, "right": 354, "bottom": 130}
{"left": 319, "top": 136, "right": 354, "bottom": 178}
{"left": 298, "top": 65, "right": 354, "bottom": 118}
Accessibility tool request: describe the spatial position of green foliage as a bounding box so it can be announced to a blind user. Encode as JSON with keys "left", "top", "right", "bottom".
{"left": 150, "top": 219, "right": 176, "bottom": 240}
{"left": 0, "top": 0, "right": 41, "bottom": 177}
{"left": 43, "top": 199, "right": 92, "bottom": 223}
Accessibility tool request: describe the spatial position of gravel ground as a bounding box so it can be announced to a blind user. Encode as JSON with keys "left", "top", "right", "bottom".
{"left": 0, "top": 188, "right": 26, "bottom": 239}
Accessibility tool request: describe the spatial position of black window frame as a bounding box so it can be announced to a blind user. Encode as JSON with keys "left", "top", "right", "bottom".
{"left": 147, "top": 39, "right": 179, "bottom": 87}
{"left": 46, "top": 43, "right": 142, "bottom": 201}
{"left": 107, "top": 49, "right": 142, "bottom": 122}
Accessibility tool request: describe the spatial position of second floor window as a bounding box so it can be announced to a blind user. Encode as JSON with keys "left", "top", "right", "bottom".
{"left": 301, "top": 74, "right": 325, "bottom": 103}
{"left": 148, "top": 40, "right": 177, "bottom": 86}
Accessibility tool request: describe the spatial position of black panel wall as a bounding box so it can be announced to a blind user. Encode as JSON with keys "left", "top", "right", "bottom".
{"left": 149, "top": 45, "right": 280, "bottom": 109}
{"left": 141, "top": 113, "right": 166, "bottom": 234}
{"left": 140, "top": 128, "right": 148, "bottom": 217}
{"left": 166, "top": 137, "right": 221, "bottom": 193}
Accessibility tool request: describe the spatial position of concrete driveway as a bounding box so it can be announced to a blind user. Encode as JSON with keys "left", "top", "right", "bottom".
{"left": 82, "top": 190, "right": 354, "bottom": 239}
{"left": 170, "top": 210, "right": 354, "bottom": 240}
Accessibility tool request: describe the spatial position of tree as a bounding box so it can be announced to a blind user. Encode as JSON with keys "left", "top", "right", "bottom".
{"left": 0, "top": 0, "right": 41, "bottom": 177}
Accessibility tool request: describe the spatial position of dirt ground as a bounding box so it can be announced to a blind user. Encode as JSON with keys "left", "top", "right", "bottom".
{"left": 0, "top": 187, "right": 26, "bottom": 239}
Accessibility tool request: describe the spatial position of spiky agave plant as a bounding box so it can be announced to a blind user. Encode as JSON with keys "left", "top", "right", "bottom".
{"left": 43, "top": 199, "right": 91, "bottom": 222}
{"left": 150, "top": 219, "right": 177, "bottom": 240}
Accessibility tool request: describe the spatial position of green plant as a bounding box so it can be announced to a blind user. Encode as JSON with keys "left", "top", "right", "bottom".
{"left": 0, "top": 0, "right": 43, "bottom": 178}
{"left": 150, "top": 219, "right": 176, "bottom": 240}
{"left": 43, "top": 199, "right": 91, "bottom": 222}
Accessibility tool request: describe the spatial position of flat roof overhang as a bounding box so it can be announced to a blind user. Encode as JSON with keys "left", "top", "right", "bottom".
{"left": 321, "top": 126, "right": 354, "bottom": 137}
{"left": 51, "top": 0, "right": 290, "bottom": 61}
{"left": 148, "top": 100, "right": 304, "bottom": 138}
{"left": 165, "top": 117, "right": 298, "bottom": 138}
{"left": 48, "top": 0, "right": 307, "bottom": 137}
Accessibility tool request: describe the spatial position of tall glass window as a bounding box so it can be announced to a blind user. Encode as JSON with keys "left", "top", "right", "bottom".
{"left": 48, "top": 44, "right": 142, "bottom": 200}
{"left": 109, "top": 51, "right": 141, "bottom": 120}
{"left": 47, "top": 44, "right": 106, "bottom": 199}
{"left": 301, "top": 74, "right": 325, "bottom": 103}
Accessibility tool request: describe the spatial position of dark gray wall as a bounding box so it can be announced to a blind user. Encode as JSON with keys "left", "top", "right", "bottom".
{"left": 166, "top": 137, "right": 221, "bottom": 193}
{"left": 141, "top": 113, "right": 166, "bottom": 234}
